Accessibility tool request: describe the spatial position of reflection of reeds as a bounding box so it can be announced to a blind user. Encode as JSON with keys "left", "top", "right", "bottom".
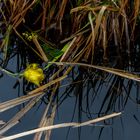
{"left": 0, "top": 0, "right": 140, "bottom": 140}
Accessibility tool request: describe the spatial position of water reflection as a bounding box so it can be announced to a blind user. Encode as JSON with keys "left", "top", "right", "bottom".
{"left": 0, "top": 53, "right": 140, "bottom": 140}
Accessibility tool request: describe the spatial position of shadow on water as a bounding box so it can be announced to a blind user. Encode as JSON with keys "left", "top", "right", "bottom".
{"left": 0, "top": 48, "right": 140, "bottom": 140}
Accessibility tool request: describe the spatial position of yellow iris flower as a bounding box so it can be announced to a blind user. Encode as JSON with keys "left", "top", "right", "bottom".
{"left": 23, "top": 63, "right": 45, "bottom": 86}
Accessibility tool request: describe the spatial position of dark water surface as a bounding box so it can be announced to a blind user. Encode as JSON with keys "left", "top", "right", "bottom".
{"left": 0, "top": 56, "right": 140, "bottom": 140}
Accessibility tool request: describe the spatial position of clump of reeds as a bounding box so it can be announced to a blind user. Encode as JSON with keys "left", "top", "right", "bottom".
{"left": 0, "top": 0, "right": 140, "bottom": 139}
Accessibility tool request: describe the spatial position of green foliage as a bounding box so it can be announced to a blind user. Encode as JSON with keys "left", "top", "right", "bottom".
{"left": 42, "top": 44, "right": 63, "bottom": 61}
{"left": 43, "top": 42, "right": 70, "bottom": 69}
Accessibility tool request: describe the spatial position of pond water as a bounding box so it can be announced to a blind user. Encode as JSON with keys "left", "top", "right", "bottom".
{"left": 0, "top": 55, "right": 140, "bottom": 140}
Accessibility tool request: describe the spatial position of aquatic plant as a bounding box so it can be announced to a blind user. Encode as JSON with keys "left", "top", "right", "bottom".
{"left": 0, "top": 0, "right": 140, "bottom": 140}
{"left": 23, "top": 63, "right": 45, "bottom": 86}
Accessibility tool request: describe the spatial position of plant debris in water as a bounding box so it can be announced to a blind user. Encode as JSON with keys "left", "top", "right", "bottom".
{"left": 0, "top": 0, "right": 140, "bottom": 140}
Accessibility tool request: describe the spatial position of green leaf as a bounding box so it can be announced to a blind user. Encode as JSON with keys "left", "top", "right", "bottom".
{"left": 44, "top": 42, "right": 70, "bottom": 69}
{"left": 42, "top": 44, "right": 63, "bottom": 60}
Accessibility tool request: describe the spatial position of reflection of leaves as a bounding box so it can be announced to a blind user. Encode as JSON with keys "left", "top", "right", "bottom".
{"left": 133, "top": 115, "right": 140, "bottom": 125}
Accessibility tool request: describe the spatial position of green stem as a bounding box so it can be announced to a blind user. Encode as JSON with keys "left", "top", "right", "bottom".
{"left": 0, "top": 66, "right": 22, "bottom": 78}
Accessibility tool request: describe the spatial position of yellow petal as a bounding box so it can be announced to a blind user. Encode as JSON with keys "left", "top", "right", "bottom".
{"left": 23, "top": 63, "right": 45, "bottom": 86}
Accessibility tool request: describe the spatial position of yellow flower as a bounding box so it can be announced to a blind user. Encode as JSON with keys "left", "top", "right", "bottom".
{"left": 23, "top": 63, "right": 45, "bottom": 86}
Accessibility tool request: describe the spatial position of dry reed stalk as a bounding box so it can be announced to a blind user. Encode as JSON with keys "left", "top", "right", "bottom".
{"left": 8, "top": 0, "right": 36, "bottom": 28}
{"left": 60, "top": 37, "right": 77, "bottom": 62}
{"left": 33, "top": 40, "right": 85, "bottom": 139}
{"left": 130, "top": 0, "right": 140, "bottom": 39}
{"left": 0, "top": 95, "right": 43, "bottom": 135}
{"left": 41, "top": 0, "right": 51, "bottom": 31}
{"left": 35, "top": 45, "right": 87, "bottom": 139}
{"left": 33, "top": 85, "right": 59, "bottom": 140}
{"left": 0, "top": 112, "right": 121, "bottom": 140}
{"left": 0, "top": 91, "right": 44, "bottom": 113}
{"left": 0, "top": 0, "right": 37, "bottom": 58}
{"left": 32, "top": 35, "right": 48, "bottom": 62}
{"left": 0, "top": 74, "right": 67, "bottom": 135}
{"left": 0, "top": 75, "right": 67, "bottom": 112}
{"left": 0, "top": 121, "right": 5, "bottom": 125}
{"left": 56, "top": 0, "right": 68, "bottom": 33}
{"left": 88, "top": 11, "right": 95, "bottom": 63}
{"left": 44, "top": 104, "right": 56, "bottom": 140}
{"left": 102, "top": 16, "right": 108, "bottom": 60}
{"left": 48, "top": 62, "right": 140, "bottom": 82}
